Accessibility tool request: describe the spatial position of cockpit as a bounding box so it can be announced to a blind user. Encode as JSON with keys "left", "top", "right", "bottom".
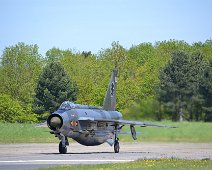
{"left": 59, "top": 101, "right": 76, "bottom": 110}
{"left": 58, "top": 101, "right": 102, "bottom": 110}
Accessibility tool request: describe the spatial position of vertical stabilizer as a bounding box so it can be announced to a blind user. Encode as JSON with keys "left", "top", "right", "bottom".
{"left": 103, "top": 69, "right": 118, "bottom": 111}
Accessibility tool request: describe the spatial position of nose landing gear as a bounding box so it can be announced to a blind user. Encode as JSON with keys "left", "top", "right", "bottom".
{"left": 59, "top": 141, "right": 67, "bottom": 154}
{"left": 58, "top": 134, "right": 69, "bottom": 154}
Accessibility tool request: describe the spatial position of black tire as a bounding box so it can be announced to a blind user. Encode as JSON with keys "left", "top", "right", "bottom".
{"left": 59, "top": 141, "right": 67, "bottom": 154}
{"left": 114, "top": 141, "right": 119, "bottom": 153}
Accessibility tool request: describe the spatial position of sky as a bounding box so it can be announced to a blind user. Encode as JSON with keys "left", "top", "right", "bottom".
{"left": 0, "top": 0, "right": 212, "bottom": 56}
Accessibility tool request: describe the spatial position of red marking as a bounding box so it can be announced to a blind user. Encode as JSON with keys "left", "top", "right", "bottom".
{"left": 71, "top": 121, "right": 78, "bottom": 126}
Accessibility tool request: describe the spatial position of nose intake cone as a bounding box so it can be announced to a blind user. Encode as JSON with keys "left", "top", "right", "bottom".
{"left": 50, "top": 116, "right": 62, "bottom": 128}
{"left": 47, "top": 114, "right": 63, "bottom": 131}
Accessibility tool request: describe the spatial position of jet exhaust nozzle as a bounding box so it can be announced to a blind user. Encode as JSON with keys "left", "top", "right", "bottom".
{"left": 47, "top": 114, "right": 63, "bottom": 131}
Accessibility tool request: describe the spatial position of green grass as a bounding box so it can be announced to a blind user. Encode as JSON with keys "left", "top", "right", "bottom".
{"left": 0, "top": 123, "right": 57, "bottom": 143}
{"left": 0, "top": 121, "right": 212, "bottom": 143}
{"left": 37, "top": 159, "right": 212, "bottom": 170}
{"left": 119, "top": 121, "right": 212, "bottom": 143}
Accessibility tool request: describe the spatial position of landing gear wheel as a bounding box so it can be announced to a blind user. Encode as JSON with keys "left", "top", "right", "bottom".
{"left": 114, "top": 140, "right": 120, "bottom": 153}
{"left": 59, "top": 141, "right": 67, "bottom": 154}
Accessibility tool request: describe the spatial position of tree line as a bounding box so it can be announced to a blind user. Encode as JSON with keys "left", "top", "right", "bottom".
{"left": 0, "top": 40, "right": 211, "bottom": 123}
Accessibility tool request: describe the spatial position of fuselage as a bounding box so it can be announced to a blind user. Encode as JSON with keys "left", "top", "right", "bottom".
{"left": 47, "top": 107, "right": 122, "bottom": 146}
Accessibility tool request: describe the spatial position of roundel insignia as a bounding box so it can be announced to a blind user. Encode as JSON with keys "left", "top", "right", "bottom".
{"left": 70, "top": 121, "right": 78, "bottom": 127}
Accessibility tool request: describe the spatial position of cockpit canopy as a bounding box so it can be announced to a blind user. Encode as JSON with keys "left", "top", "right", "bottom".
{"left": 58, "top": 101, "right": 102, "bottom": 110}
{"left": 59, "top": 101, "right": 76, "bottom": 110}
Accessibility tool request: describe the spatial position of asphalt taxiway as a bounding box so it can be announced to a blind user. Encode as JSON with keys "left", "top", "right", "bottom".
{"left": 0, "top": 142, "right": 211, "bottom": 170}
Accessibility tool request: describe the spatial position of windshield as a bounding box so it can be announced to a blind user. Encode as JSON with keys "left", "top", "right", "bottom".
{"left": 59, "top": 101, "right": 76, "bottom": 110}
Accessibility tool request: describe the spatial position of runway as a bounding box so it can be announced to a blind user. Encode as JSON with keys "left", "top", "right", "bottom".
{"left": 0, "top": 142, "right": 211, "bottom": 170}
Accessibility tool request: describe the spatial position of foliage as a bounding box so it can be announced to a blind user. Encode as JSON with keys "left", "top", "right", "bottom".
{"left": 0, "top": 95, "right": 37, "bottom": 123}
{"left": 158, "top": 50, "right": 207, "bottom": 121}
{"left": 124, "top": 97, "right": 161, "bottom": 120}
{"left": 0, "top": 42, "right": 42, "bottom": 122}
{"left": 0, "top": 42, "right": 42, "bottom": 105}
{"left": 59, "top": 49, "right": 112, "bottom": 106}
{"left": 33, "top": 62, "right": 78, "bottom": 114}
{"left": 0, "top": 40, "right": 212, "bottom": 122}
{"left": 199, "top": 60, "right": 212, "bottom": 121}
{"left": 46, "top": 47, "right": 64, "bottom": 62}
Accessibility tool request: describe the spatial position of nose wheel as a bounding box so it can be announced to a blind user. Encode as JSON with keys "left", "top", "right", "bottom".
{"left": 59, "top": 141, "right": 67, "bottom": 154}
{"left": 58, "top": 135, "right": 68, "bottom": 154}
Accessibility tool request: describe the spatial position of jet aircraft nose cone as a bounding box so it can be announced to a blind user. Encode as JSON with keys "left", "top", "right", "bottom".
{"left": 50, "top": 116, "right": 62, "bottom": 128}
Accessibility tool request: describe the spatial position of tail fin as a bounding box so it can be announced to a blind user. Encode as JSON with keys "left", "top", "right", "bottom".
{"left": 103, "top": 68, "right": 118, "bottom": 111}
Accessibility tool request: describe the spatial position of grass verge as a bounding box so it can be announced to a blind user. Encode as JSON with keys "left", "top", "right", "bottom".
{"left": 0, "top": 121, "right": 212, "bottom": 143}
{"left": 119, "top": 121, "right": 212, "bottom": 142}
{"left": 37, "top": 159, "right": 212, "bottom": 170}
{"left": 0, "top": 123, "right": 57, "bottom": 143}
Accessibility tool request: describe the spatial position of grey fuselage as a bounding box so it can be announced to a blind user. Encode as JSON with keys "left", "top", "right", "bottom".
{"left": 48, "top": 108, "right": 122, "bottom": 146}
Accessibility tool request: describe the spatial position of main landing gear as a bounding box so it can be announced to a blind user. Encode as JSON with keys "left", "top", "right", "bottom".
{"left": 114, "top": 125, "right": 120, "bottom": 153}
{"left": 59, "top": 135, "right": 69, "bottom": 154}
{"left": 114, "top": 138, "right": 120, "bottom": 153}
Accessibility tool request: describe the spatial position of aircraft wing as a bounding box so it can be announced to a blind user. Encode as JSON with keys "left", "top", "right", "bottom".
{"left": 104, "top": 119, "right": 176, "bottom": 128}
{"left": 110, "top": 119, "right": 176, "bottom": 128}
{"left": 78, "top": 117, "right": 176, "bottom": 128}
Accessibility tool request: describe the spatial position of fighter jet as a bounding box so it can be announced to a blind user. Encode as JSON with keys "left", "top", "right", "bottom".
{"left": 47, "top": 68, "right": 175, "bottom": 154}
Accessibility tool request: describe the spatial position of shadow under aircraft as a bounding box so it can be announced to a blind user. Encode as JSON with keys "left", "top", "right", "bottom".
{"left": 47, "top": 68, "right": 175, "bottom": 154}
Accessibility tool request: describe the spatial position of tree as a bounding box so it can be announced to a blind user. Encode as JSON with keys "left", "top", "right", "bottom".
{"left": 186, "top": 53, "right": 206, "bottom": 121}
{"left": 46, "top": 47, "right": 63, "bottom": 62}
{"left": 33, "top": 62, "right": 78, "bottom": 114}
{"left": 0, "top": 42, "right": 42, "bottom": 105}
{"left": 200, "top": 60, "right": 212, "bottom": 122}
{"left": 159, "top": 51, "right": 190, "bottom": 121}
{"left": 82, "top": 51, "right": 92, "bottom": 58}
{"left": 158, "top": 50, "right": 207, "bottom": 121}
{"left": 0, "top": 43, "right": 42, "bottom": 122}
{"left": 98, "top": 41, "right": 126, "bottom": 68}
{"left": 0, "top": 94, "right": 37, "bottom": 123}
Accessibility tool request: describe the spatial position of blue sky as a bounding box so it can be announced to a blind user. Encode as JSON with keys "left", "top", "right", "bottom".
{"left": 0, "top": 0, "right": 212, "bottom": 56}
